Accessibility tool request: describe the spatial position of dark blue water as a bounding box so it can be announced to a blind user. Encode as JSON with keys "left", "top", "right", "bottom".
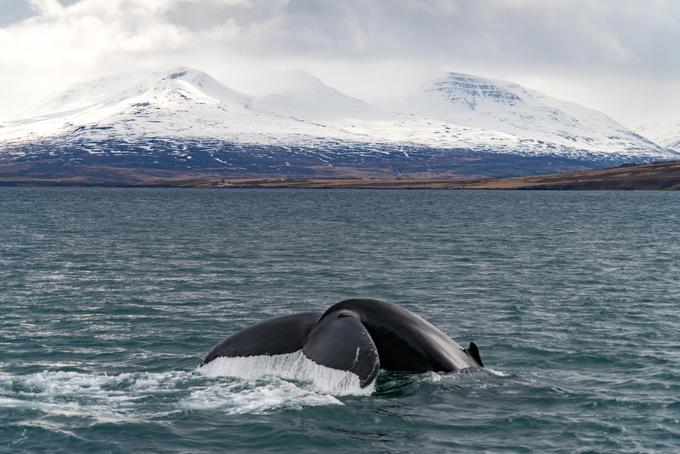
{"left": 1, "top": 188, "right": 679, "bottom": 453}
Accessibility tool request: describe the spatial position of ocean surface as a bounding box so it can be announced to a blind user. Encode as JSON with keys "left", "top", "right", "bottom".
{"left": 1, "top": 188, "right": 679, "bottom": 453}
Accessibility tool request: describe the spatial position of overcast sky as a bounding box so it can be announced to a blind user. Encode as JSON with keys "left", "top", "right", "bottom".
{"left": 1, "top": 0, "right": 678, "bottom": 127}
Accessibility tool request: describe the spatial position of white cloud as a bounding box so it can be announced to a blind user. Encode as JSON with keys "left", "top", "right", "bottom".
{"left": 0, "top": 0, "right": 679, "bottom": 126}
{"left": 28, "top": 0, "right": 64, "bottom": 17}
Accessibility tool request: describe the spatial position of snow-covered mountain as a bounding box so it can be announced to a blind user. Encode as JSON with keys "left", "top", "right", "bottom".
{"left": 258, "top": 70, "right": 382, "bottom": 122}
{"left": 0, "top": 67, "right": 677, "bottom": 181}
{"left": 638, "top": 120, "right": 680, "bottom": 151}
{"left": 0, "top": 68, "right": 360, "bottom": 147}
{"left": 403, "top": 72, "right": 669, "bottom": 159}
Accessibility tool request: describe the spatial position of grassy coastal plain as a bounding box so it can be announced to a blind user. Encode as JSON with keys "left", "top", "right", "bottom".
{"left": 206, "top": 161, "right": 680, "bottom": 189}
{"left": 1, "top": 161, "right": 679, "bottom": 189}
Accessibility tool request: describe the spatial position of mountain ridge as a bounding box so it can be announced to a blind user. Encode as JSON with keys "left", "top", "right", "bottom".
{"left": 0, "top": 66, "right": 677, "bottom": 181}
{"left": 638, "top": 120, "right": 680, "bottom": 151}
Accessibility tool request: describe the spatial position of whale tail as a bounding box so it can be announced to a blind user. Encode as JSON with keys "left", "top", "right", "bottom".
{"left": 201, "top": 300, "right": 485, "bottom": 390}
{"left": 466, "top": 342, "right": 484, "bottom": 367}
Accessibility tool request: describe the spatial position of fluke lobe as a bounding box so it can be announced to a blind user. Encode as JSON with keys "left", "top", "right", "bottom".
{"left": 200, "top": 299, "right": 483, "bottom": 388}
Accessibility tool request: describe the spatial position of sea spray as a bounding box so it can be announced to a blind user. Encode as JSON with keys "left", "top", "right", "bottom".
{"left": 198, "top": 350, "right": 374, "bottom": 396}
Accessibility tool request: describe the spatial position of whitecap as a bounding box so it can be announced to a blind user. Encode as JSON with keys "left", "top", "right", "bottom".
{"left": 484, "top": 368, "right": 509, "bottom": 377}
{"left": 0, "top": 366, "right": 347, "bottom": 423}
{"left": 424, "top": 371, "right": 443, "bottom": 382}
{"left": 180, "top": 377, "right": 342, "bottom": 414}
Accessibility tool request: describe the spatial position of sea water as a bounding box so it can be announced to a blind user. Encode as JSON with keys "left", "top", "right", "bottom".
{"left": 1, "top": 188, "right": 679, "bottom": 452}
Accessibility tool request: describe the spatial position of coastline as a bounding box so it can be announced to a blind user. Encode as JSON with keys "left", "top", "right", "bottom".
{"left": 1, "top": 160, "right": 679, "bottom": 190}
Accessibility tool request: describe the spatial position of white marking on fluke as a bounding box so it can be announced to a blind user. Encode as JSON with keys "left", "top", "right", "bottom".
{"left": 199, "top": 350, "right": 374, "bottom": 396}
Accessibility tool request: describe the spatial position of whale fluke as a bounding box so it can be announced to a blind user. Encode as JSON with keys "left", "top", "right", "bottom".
{"left": 201, "top": 312, "right": 320, "bottom": 366}
{"left": 201, "top": 299, "right": 483, "bottom": 390}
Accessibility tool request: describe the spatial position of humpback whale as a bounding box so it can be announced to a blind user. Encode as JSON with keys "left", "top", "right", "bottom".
{"left": 200, "top": 299, "right": 483, "bottom": 390}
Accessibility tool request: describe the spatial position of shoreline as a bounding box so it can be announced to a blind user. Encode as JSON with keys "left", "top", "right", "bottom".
{"left": 1, "top": 160, "right": 679, "bottom": 190}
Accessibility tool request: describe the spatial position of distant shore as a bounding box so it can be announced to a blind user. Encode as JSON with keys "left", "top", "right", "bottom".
{"left": 1, "top": 161, "right": 680, "bottom": 190}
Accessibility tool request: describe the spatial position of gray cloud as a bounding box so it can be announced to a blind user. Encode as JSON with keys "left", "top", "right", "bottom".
{"left": 0, "top": 0, "right": 678, "bottom": 126}
{"left": 155, "top": 0, "right": 680, "bottom": 74}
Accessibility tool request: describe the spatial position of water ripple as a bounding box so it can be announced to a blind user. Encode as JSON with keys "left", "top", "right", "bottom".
{"left": 1, "top": 188, "right": 680, "bottom": 452}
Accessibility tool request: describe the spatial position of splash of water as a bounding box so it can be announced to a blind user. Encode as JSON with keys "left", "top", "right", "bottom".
{"left": 0, "top": 366, "right": 344, "bottom": 423}
{"left": 198, "top": 350, "right": 375, "bottom": 396}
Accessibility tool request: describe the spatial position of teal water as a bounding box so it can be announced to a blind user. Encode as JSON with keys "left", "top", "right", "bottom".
{"left": 1, "top": 188, "right": 679, "bottom": 453}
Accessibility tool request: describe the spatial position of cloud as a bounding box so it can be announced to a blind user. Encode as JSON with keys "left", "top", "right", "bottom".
{"left": 28, "top": 0, "right": 64, "bottom": 16}
{"left": 5, "top": 0, "right": 679, "bottom": 69}
{"left": 0, "top": 0, "right": 679, "bottom": 125}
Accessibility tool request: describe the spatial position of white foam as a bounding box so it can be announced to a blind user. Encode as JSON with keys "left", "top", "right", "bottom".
{"left": 199, "top": 350, "right": 375, "bottom": 396}
{"left": 424, "top": 371, "right": 443, "bottom": 382}
{"left": 485, "top": 368, "right": 509, "bottom": 377}
{"left": 417, "top": 367, "right": 509, "bottom": 387}
{"left": 0, "top": 370, "right": 148, "bottom": 423}
{"left": 0, "top": 366, "right": 345, "bottom": 423}
{"left": 180, "top": 377, "right": 342, "bottom": 414}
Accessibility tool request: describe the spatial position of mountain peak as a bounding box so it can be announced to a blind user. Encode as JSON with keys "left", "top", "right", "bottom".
{"left": 403, "top": 70, "right": 672, "bottom": 155}
{"left": 425, "top": 72, "right": 523, "bottom": 110}
{"left": 259, "top": 70, "right": 378, "bottom": 121}
{"left": 35, "top": 67, "right": 251, "bottom": 118}
{"left": 160, "top": 67, "right": 213, "bottom": 85}
{"left": 266, "top": 69, "right": 326, "bottom": 93}
{"left": 149, "top": 67, "right": 251, "bottom": 106}
{"left": 164, "top": 67, "right": 195, "bottom": 80}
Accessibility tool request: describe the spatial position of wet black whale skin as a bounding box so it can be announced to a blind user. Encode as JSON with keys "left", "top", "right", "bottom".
{"left": 201, "top": 299, "right": 483, "bottom": 387}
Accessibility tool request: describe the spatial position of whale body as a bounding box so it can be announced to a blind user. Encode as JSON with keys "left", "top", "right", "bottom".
{"left": 200, "top": 299, "right": 483, "bottom": 389}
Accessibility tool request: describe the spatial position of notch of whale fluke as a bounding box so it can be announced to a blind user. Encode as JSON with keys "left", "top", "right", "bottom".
{"left": 200, "top": 299, "right": 484, "bottom": 393}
